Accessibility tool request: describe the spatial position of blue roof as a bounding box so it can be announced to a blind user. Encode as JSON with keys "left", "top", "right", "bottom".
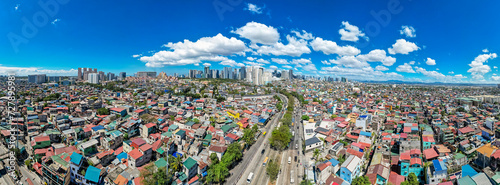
{"left": 359, "top": 131, "right": 372, "bottom": 137}
{"left": 329, "top": 158, "right": 340, "bottom": 166}
{"left": 462, "top": 164, "right": 478, "bottom": 178}
{"left": 92, "top": 125, "right": 105, "bottom": 131}
{"left": 259, "top": 118, "right": 267, "bottom": 123}
{"left": 173, "top": 152, "right": 183, "bottom": 158}
{"left": 84, "top": 166, "right": 101, "bottom": 183}
{"left": 432, "top": 160, "right": 444, "bottom": 171}
{"left": 70, "top": 152, "right": 83, "bottom": 165}
{"left": 116, "top": 152, "right": 127, "bottom": 160}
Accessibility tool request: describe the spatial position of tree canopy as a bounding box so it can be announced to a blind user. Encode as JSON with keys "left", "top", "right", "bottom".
{"left": 269, "top": 124, "right": 292, "bottom": 150}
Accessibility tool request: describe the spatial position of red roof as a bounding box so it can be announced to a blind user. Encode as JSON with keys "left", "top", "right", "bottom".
{"left": 115, "top": 146, "right": 124, "bottom": 155}
{"left": 410, "top": 158, "right": 422, "bottom": 165}
{"left": 110, "top": 108, "right": 125, "bottom": 112}
{"left": 129, "top": 148, "right": 143, "bottom": 160}
{"left": 145, "top": 123, "right": 156, "bottom": 128}
{"left": 400, "top": 152, "right": 410, "bottom": 160}
{"left": 422, "top": 136, "right": 435, "bottom": 143}
{"left": 346, "top": 148, "right": 363, "bottom": 159}
{"left": 410, "top": 149, "right": 421, "bottom": 155}
{"left": 139, "top": 144, "right": 152, "bottom": 152}
{"left": 458, "top": 126, "right": 474, "bottom": 134}
{"left": 423, "top": 148, "right": 439, "bottom": 160}
{"left": 188, "top": 175, "right": 199, "bottom": 184}
{"left": 34, "top": 136, "right": 50, "bottom": 142}
{"left": 389, "top": 172, "right": 405, "bottom": 185}
{"left": 96, "top": 149, "right": 115, "bottom": 159}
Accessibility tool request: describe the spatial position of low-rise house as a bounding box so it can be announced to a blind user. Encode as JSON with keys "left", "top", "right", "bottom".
{"left": 305, "top": 136, "right": 322, "bottom": 152}
{"left": 183, "top": 157, "right": 199, "bottom": 180}
{"left": 427, "top": 159, "right": 448, "bottom": 184}
{"left": 340, "top": 155, "right": 361, "bottom": 184}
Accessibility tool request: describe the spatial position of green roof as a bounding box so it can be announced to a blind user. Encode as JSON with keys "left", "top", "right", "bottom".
{"left": 155, "top": 158, "right": 167, "bottom": 168}
{"left": 221, "top": 125, "right": 232, "bottom": 132}
{"left": 45, "top": 129, "right": 61, "bottom": 135}
{"left": 457, "top": 175, "right": 476, "bottom": 185}
{"left": 157, "top": 148, "right": 164, "bottom": 154}
{"left": 162, "top": 132, "right": 172, "bottom": 138}
{"left": 178, "top": 172, "right": 188, "bottom": 181}
{"left": 204, "top": 134, "right": 212, "bottom": 141}
{"left": 183, "top": 157, "right": 197, "bottom": 169}
{"left": 52, "top": 153, "right": 70, "bottom": 167}
{"left": 454, "top": 153, "right": 466, "bottom": 160}
{"left": 176, "top": 130, "right": 186, "bottom": 136}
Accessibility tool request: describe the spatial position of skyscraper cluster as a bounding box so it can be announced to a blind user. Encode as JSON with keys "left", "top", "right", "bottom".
{"left": 78, "top": 67, "right": 123, "bottom": 84}
{"left": 187, "top": 66, "right": 281, "bottom": 85}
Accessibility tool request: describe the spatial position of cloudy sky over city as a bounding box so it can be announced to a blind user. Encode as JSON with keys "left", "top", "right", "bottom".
{"left": 1, "top": 0, "right": 500, "bottom": 83}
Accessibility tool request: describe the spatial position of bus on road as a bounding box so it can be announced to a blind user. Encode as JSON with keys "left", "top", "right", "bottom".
{"left": 263, "top": 157, "right": 269, "bottom": 166}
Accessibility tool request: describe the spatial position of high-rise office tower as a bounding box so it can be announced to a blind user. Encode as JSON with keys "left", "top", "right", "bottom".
{"left": 88, "top": 73, "right": 99, "bottom": 84}
{"left": 78, "top": 68, "right": 82, "bottom": 80}
{"left": 240, "top": 66, "right": 246, "bottom": 80}
{"left": 28, "top": 74, "right": 47, "bottom": 84}
{"left": 204, "top": 66, "right": 210, "bottom": 78}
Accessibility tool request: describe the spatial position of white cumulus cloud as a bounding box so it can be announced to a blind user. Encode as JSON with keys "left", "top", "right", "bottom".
{"left": 339, "top": 21, "right": 368, "bottom": 42}
{"left": 400, "top": 26, "right": 416, "bottom": 38}
{"left": 426, "top": 58, "right": 436, "bottom": 65}
{"left": 233, "top": 22, "right": 279, "bottom": 45}
{"left": 244, "top": 3, "right": 263, "bottom": 14}
{"left": 256, "top": 35, "right": 311, "bottom": 57}
{"left": 139, "top": 33, "right": 246, "bottom": 67}
{"left": 356, "top": 49, "right": 397, "bottom": 66}
{"left": 396, "top": 63, "right": 416, "bottom": 73}
{"left": 467, "top": 53, "right": 498, "bottom": 80}
{"left": 271, "top": 58, "right": 289, "bottom": 64}
{"left": 291, "top": 30, "right": 314, "bottom": 40}
{"left": 311, "top": 37, "right": 361, "bottom": 56}
{"left": 388, "top": 39, "right": 420, "bottom": 55}
{"left": 375, "top": 65, "right": 389, "bottom": 71}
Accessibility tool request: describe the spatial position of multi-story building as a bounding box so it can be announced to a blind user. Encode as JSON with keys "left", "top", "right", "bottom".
{"left": 427, "top": 159, "right": 448, "bottom": 184}
{"left": 41, "top": 153, "right": 71, "bottom": 185}
{"left": 340, "top": 155, "right": 361, "bottom": 184}
{"left": 136, "top": 71, "right": 157, "bottom": 78}
{"left": 119, "top": 72, "right": 126, "bottom": 80}
{"left": 87, "top": 73, "right": 99, "bottom": 84}
{"left": 28, "top": 74, "right": 47, "bottom": 84}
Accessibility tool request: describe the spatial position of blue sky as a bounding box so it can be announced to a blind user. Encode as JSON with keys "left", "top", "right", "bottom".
{"left": 1, "top": 0, "right": 500, "bottom": 83}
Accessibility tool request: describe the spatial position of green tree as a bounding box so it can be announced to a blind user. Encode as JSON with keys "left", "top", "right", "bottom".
{"left": 301, "top": 115, "right": 310, "bottom": 120}
{"left": 331, "top": 114, "right": 338, "bottom": 119}
{"left": 269, "top": 125, "right": 292, "bottom": 150}
{"left": 351, "top": 176, "right": 371, "bottom": 185}
{"left": 206, "top": 162, "right": 229, "bottom": 184}
{"left": 169, "top": 155, "right": 183, "bottom": 173}
{"left": 300, "top": 178, "right": 314, "bottom": 185}
{"left": 252, "top": 124, "right": 259, "bottom": 134}
{"left": 266, "top": 158, "right": 280, "bottom": 182}
{"left": 210, "top": 153, "right": 219, "bottom": 164}
{"left": 242, "top": 128, "right": 256, "bottom": 146}
{"left": 313, "top": 149, "right": 321, "bottom": 161}
{"left": 401, "top": 173, "right": 419, "bottom": 185}
{"left": 25, "top": 159, "right": 32, "bottom": 170}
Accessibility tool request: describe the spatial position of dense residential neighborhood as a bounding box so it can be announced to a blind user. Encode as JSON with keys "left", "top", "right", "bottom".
{"left": 3, "top": 73, "right": 500, "bottom": 185}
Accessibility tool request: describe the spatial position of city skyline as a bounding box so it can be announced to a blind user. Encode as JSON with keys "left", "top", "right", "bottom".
{"left": 2, "top": 1, "right": 500, "bottom": 83}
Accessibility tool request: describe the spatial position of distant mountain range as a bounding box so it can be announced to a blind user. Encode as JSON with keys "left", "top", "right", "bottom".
{"left": 358, "top": 80, "right": 498, "bottom": 87}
